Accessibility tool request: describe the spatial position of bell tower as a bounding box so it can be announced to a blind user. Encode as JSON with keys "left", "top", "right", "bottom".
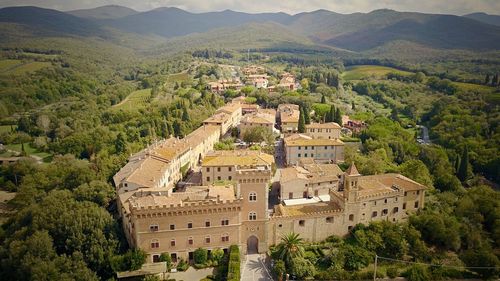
{"left": 344, "top": 163, "right": 361, "bottom": 202}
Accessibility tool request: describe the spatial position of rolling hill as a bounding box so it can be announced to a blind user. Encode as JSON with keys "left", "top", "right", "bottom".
{"left": 464, "top": 12, "right": 500, "bottom": 26}
{"left": 1, "top": 5, "right": 500, "bottom": 54}
{"left": 68, "top": 5, "right": 138, "bottom": 19}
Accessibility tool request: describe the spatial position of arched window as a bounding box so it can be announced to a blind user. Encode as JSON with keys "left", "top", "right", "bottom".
{"left": 249, "top": 192, "right": 257, "bottom": 202}
{"left": 149, "top": 224, "right": 159, "bottom": 232}
{"left": 150, "top": 239, "right": 159, "bottom": 248}
{"left": 221, "top": 233, "right": 229, "bottom": 242}
{"left": 249, "top": 212, "right": 257, "bottom": 221}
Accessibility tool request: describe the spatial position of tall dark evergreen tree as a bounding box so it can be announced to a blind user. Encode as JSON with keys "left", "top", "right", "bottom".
{"left": 334, "top": 107, "right": 342, "bottom": 125}
{"left": 454, "top": 154, "right": 461, "bottom": 174}
{"left": 327, "top": 105, "right": 336, "bottom": 123}
{"left": 458, "top": 145, "right": 469, "bottom": 181}
{"left": 303, "top": 106, "right": 311, "bottom": 125}
{"left": 352, "top": 101, "right": 356, "bottom": 110}
{"left": 321, "top": 95, "right": 326, "bottom": 104}
{"left": 181, "top": 105, "right": 190, "bottom": 121}
{"left": 485, "top": 74, "right": 491, "bottom": 85}
{"left": 493, "top": 74, "right": 499, "bottom": 86}
{"left": 298, "top": 107, "right": 306, "bottom": 133}
{"left": 115, "top": 133, "right": 127, "bottom": 154}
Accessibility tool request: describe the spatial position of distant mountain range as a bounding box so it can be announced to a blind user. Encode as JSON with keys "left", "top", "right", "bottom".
{"left": 1, "top": 5, "right": 500, "bottom": 52}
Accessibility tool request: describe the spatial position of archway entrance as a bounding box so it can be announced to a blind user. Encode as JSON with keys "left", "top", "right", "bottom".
{"left": 247, "top": 235, "right": 258, "bottom": 254}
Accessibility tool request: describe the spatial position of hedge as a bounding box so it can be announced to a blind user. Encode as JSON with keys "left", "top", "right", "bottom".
{"left": 227, "top": 245, "right": 240, "bottom": 281}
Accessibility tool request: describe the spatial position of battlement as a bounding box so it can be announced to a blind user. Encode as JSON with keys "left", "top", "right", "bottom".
{"left": 130, "top": 197, "right": 243, "bottom": 217}
{"left": 270, "top": 206, "right": 343, "bottom": 220}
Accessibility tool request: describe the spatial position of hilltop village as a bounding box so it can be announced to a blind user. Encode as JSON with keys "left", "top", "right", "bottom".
{"left": 113, "top": 64, "right": 427, "bottom": 264}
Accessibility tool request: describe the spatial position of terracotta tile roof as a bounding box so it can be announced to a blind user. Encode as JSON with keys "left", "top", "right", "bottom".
{"left": 275, "top": 201, "right": 342, "bottom": 217}
{"left": 217, "top": 103, "right": 242, "bottom": 115}
{"left": 284, "top": 134, "right": 344, "bottom": 146}
{"left": 241, "top": 112, "right": 275, "bottom": 124}
{"left": 345, "top": 163, "right": 360, "bottom": 176}
{"left": 202, "top": 150, "right": 274, "bottom": 167}
{"left": 281, "top": 163, "right": 343, "bottom": 184}
{"left": 306, "top": 122, "right": 341, "bottom": 129}
{"left": 204, "top": 111, "right": 230, "bottom": 123}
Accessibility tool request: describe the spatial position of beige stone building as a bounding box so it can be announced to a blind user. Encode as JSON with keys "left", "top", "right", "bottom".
{"left": 305, "top": 122, "right": 341, "bottom": 139}
{"left": 239, "top": 109, "right": 276, "bottom": 136}
{"left": 269, "top": 163, "right": 427, "bottom": 244}
{"left": 119, "top": 150, "right": 274, "bottom": 263}
{"left": 114, "top": 101, "right": 427, "bottom": 266}
{"left": 284, "top": 134, "right": 344, "bottom": 165}
{"left": 201, "top": 150, "right": 274, "bottom": 185}
{"left": 280, "top": 159, "right": 343, "bottom": 200}
{"left": 203, "top": 103, "right": 242, "bottom": 136}
{"left": 277, "top": 104, "right": 300, "bottom": 134}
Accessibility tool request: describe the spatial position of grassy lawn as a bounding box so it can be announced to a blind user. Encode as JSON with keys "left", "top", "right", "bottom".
{"left": 343, "top": 65, "right": 413, "bottom": 81}
{"left": 0, "top": 59, "right": 52, "bottom": 75}
{"left": 0, "top": 125, "right": 16, "bottom": 134}
{"left": 111, "top": 88, "right": 152, "bottom": 112}
{"left": 5, "top": 143, "right": 52, "bottom": 160}
{"left": 167, "top": 72, "right": 190, "bottom": 83}
{"left": 452, "top": 81, "right": 495, "bottom": 93}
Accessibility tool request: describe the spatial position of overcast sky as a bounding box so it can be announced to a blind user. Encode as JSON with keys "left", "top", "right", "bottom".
{"left": 0, "top": 0, "right": 499, "bottom": 15}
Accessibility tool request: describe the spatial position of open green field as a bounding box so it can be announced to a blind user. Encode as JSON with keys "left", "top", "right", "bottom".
{"left": 111, "top": 88, "right": 152, "bottom": 112}
{"left": 5, "top": 143, "right": 52, "bottom": 161}
{"left": 0, "top": 125, "right": 16, "bottom": 134}
{"left": 343, "top": 65, "right": 413, "bottom": 81}
{"left": 0, "top": 59, "right": 52, "bottom": 75}
{"left": 453, "top": 81, "right": 495, "bottom": 93}
{"left": 167, "top": 72, "right": 190, "bottom": 83}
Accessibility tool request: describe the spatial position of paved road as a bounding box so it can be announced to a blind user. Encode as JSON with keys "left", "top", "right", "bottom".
{"left": 241, "top": 254, "right": 274, "bottom": 281}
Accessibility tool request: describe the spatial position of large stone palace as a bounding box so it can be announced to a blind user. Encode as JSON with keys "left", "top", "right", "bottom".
{"left": 113, "top": 100, "right": 427, "bottom": 263}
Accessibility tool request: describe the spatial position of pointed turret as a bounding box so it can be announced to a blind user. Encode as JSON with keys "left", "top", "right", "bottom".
{"left": 345, "top": 162, "right": 360, "bottom": 176}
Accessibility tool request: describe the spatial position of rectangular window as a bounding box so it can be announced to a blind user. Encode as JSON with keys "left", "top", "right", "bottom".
{"left": 414, "top": 201, "right": 419, "bottom": 208}
{"left": 303, "top": 191, "right": 308, "bottom": 198}
{"left": 404, "top": 192, "right": 408, "bottom": 196}
{"left": 298, "top": 153, "right": 301, "bottom": 157}
{"left": 206, "top": 167, "right": 210, "bottom": 172}
{"left": 170, "top": 224, "right": 175, "bottom": 230}
{"left": 382, "top": 209, "right": 388, "bottom": 216}
{"left": 188, "top": 237, "right": 193, "bottom": 245}
{"left": 217, "top": 167, "right": 221, "bottom": 172}
{"left": 170, "top": 240, "right": 176, "bottom": 247}
{"left": 304, "top": 153, "right": 308, "bottom": 157}
{"left": 403, "top": 203, "right": 407, "bottom": 210}
{"left": 349, "top": 214, "right": 354, "bottom": 221}
{"left": 205, "top": 221, "right": 210, "bottom": 227}
{"left": 298, "top": 146, "right": 301, "bottom": 150}
{"left": 205, "top": 236, "right": 211, "bottom": 244}
{"left": 221, "top": 219, "right": 229, "bottom": 226}
{"left": 372, "top": 211, "right": 378, "bottom": 218}
{"left": 417, "top": 190, "right": 420, "bottom": 195}
{"left": 150, "top": 225, "right": 159, "bottom": 232}
{"left": 393, "top": 207, "right": 399, "bottom": 213}
{"left": 206, "top": 177, "right": 210, "bottom": 182}
{"left": 187, "top": 222, "right": 193, "bottom": 229}
{"left": 384, "top": 199, "right": 388, "bottom": 204}
{"left": 314, "top": 190, "right": 319, "bottom": 196}
{"left": 228, "top": 167, "right": 232, "bottom": 172}
{"left": 228, "top": 176, "right": 232, "bottom": 180}
{"left": 289, "top": 192, "right": 293, "bottom": 199}
{"left": 217, "top": 176, "right": 221, "bottom": 180}
{"left": 151, "top": 241, "right": 159, "bottom": 248}
{"left": 326, "top": 217, "right": 334, "bottom": 223}
{"left": 299, "top": 220, "right": 305, "bottom": 226}
{"left": 222, "top": 235, "right": 229, "bottom": 242}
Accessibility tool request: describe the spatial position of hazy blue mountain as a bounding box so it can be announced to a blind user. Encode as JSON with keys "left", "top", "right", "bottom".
{"left": 99, "top": 7, "right": 291, "bottom": 38}
{"left": 464, "top": 12, "right": 500, "bottom": 27}
{"left": 68, "top": 5, "right": 138, "bottom": 19}
{"left": 0, "top": 6, "right": 106, "bottom": 37}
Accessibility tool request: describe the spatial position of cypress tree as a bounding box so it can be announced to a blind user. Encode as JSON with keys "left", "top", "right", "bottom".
{"left": 182, "top": 106, "right": 190, "bottom": 121}
{"left": 298, "top": 107, "right": 306, "bottom": 133}
{"left": 21, "top": 143, "right": 26, "bottom": 156}
{"left": 115, "top": 133, "right": 127, "bottom": 153}
{"left": 458, "top": 145, "right": 469, "bottom": 181}
{"left": 327, "top": 105, "right": 335, "bottom": 123}
{"left": 493, "top": 74, "right": 499, "bottom": 86}
{"left": 210, "top": 93, "right": 217, "bottom": 107}
{"left": 334, "top": 107, "right": 342, "bottom": 125}
{"left": 485, "top": 74, "right": 491, "bottom": 85}
{"left": 321, "top": 95, "right": 326, "bottom": 104}
{"left": 352, "top": 101, "right": 355, "bottom": 110}
{"left": 303, "top": 106, "right": 311, "bottom": 125}
{"left": 454, "top": 154, "right": 461, "bottom": 174}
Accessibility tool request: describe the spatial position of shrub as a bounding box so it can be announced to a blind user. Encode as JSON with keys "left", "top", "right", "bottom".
{"left": 159, "top": 252, "right": 172, "bottom": 270}
{"left": 227, "top": 245, "right": 241, "bottom": 281}
{"left": 386, "top": 266, "right": 399, "bottom": 278}
{"left": 176, "top": 258, "right": 189, "bottom": 272}
{"left": 403, "top": 264, "right": 431, "bottom": 281}
{"left": 194, "top": 248, "right": 208, "bottom": 264}
{"left": 211, "top": 248, "right": 224, "bottom": 264}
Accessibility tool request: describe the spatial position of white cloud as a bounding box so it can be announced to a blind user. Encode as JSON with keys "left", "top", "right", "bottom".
{"left": 0, "top": 0, "right": 499, "bottom": 15}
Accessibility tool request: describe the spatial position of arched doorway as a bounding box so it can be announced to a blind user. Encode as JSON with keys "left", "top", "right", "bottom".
{"left": 247, "top": 235, "right": 258, "bottom": 254}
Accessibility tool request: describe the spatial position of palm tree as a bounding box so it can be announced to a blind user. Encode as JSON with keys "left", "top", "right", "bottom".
{"left": 276, "top": 232, "right": 305, "bottom": 266}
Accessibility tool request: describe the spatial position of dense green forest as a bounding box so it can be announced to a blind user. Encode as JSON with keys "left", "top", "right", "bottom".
{"left": 0, "top": 5, "right": 499, "bottom": 280}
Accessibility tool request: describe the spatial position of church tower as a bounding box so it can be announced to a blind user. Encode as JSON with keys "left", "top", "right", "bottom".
{"left": 344, "top": 163, "right": 361, "bottom": 202}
